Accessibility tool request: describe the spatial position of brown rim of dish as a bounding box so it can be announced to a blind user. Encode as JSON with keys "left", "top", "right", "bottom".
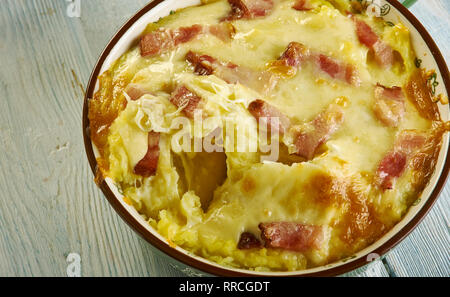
{"left": 82, "top": 0, "right": 450, "bottom": 276}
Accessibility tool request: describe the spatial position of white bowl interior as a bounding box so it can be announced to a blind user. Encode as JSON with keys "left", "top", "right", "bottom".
{"left": 91, "top": 0, "right": 449, "bottom": 275}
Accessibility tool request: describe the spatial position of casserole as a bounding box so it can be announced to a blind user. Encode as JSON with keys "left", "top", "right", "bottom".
{"left": 83, "top": 0, "right": 449, "bottom": 276}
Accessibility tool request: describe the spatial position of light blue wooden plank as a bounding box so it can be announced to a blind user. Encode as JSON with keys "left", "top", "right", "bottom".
{"left": 410, "top": 0, "right": 450, "bottom": 62}
{"left": 0, "top": 0, "right": 185, "bottom": 277}
{"left": 382, "top": 185, "right": 450, "bottom": 277}
{"left": 342, "top": 260, "right": 390, "bottom": 277}
{"left": 78, "top": 0, "right": 149, "bottom": 58}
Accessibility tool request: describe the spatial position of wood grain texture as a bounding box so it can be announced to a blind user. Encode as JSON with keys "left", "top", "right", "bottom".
{"left": 0, "top": 0, "right": 447, "bottom": 277}
{"left": 0, "top": 0, "right": 184, "bottom": 277}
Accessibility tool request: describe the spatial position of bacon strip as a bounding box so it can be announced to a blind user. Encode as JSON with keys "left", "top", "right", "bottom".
{"left": 376, "top": 151, "right": 407, "bottom": 190}
{"left": 376, "top": 83, "right": 404, "bottom": 100}
{"left": 267, "top": 42, "right": 310, "bottom": 77}
{"left": 293, "top": 104, "right": 344, "bottom": 160}
{"left": 134, "top": 131, "right": 160, "bottom": 177}
{"left": 207, "top": 23, "right": 236, "bottom": 42}
{"left": 186, "top": 51, "right": 279, "bottom": 95}
{"left": 372, "top": 41, "right": 395, "bottom": 68}
{"left": 270, "top": 42, "right": 360, "bottom": 85}
{"left": 125, "top": 84, "right": 153, "bottom": 101}
{"left": 223, "top": 0, "right": 274, "bottom": 21}
{"left": 248, "top": 99, "right": 291, "bottom": 134}
{"left": 237, "top": 232, "right": 262, "bottom": 249}
{"left": 169, "top": 85, "right": 203, "bottom": 119}
{"left": 292, "top": 0, "right": 313, "bottom": 11}
{"left": 140, "top": 24, "right": 234, "bottom": 57}
{"left": 315, "top": 54, "right": 360, "bottom": 86}
{"left": 376, "top": 130, "right": 427, "bottom": 190}
{"left": 373, "top": 84, "right": 405, "bottom": 127}
{"left": 354, "top": 18, "right": 378, "bottom": 48}
{"left": 140, "top": 25, "right": 201, "bottom": 57}
{"left": 279, "top": 42, "right": 310, "bottom": 68}
{"left": 259, "top": 222, "right": 324, "bottom": 252}
{"left": 186, "top": 51, "right": 216, "bottom": 76}
{"left": 353, "top": 18, "right": 394, "bottom": 68}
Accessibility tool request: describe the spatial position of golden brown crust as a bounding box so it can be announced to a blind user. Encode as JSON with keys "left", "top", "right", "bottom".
{"left": 88, "top": 70, "right": 128, "bottom": 172}
{"left": 404, "top": 69, "right": 441, "bottom": 121}
{"left": 306, "top": 172, "right": 346, "bottom": 206}
{"left": 339, "top": 182, "right": 387, "bottom": 247}
{"left": 409, "top": 122, "right": 450, "bottom": 194}
{"left": 307, "top": 173, "right": 388, "bottom": 252}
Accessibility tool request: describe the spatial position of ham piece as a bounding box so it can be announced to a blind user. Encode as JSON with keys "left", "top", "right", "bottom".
{"left": 315, "top": 54, "right": 360, "bottom": 86}
{"left": 248, "top": 99, "right": 291, "bottom": 134}
{"left": 140, "top": 23, "right": 235, "bottom": 57}
{"left": 186, "top": 51, "right": 279, "bottom": 95}
{"left": 292, "top": 104, "right": 345, "bottom": 160}
{"left": 373, "top": 84, "right": 406, "bottom": 127}
{"left": 376, "top": 130, "right": 427, "bottom": 190}
{"left": 353, "top": 18, "right": 394, "bottom": 68}
{"left": 134, "top": 131, "right": 161, "bottom": 177}
{"left": 259, "top": 222, "right": 324, "bottom": 252}
{"left": 292, "top": 0, "right": 313, "bottom": 11}
{"left": 124, "top": 84, "right": 153, "bottom": 101}
{"left": 272, "top": 42, "right": 360, "bottom": 85}
{"left": 222, "top": 0, "right": 274, "bottom": 21}
{"left": 169, "top": 85, "right": 203, "bottom": 119}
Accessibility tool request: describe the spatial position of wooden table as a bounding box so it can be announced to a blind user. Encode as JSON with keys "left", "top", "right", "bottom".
{"left": 0, "top": 0, "right": 448, "bottom": 277}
